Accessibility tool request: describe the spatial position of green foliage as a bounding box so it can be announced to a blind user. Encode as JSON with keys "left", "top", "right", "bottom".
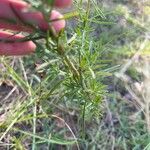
{"left": 0, "top": 0, "right": 107, "bottom": 149}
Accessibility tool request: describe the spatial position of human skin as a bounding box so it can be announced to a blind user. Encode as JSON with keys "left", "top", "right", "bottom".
{"left": 0, "top": 0, "right": 72, "bottom": 56}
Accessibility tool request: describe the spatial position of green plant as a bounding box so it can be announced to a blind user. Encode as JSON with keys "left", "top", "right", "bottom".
{"left": 0, "top": 0, "right": 107, "bottom": 149}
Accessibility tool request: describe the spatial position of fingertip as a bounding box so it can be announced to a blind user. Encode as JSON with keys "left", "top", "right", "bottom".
{"left": 50, "top": 10, "right": 66, "bottom": 33}
{"left": 25, "top": 40, "right": 36, "bottom": 54}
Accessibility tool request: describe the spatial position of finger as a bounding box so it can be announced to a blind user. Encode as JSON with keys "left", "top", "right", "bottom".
{"left": 2, "top": 0, "right": 72, "bottom": 8}
{"left": 0, "top": 0, "right": 31, "bottom": 31}
{"left": 54, "top": 0, "right": 72, "bottom": 8}
{"left": 21, "top": 10, "right": 66, "bottom": 32}
{"left": 0, "top": 11, "right": 66, "bottom": 33}
{"left": 0, "top": 0, "right": 29, "bottom": 19}
{"left": 0, "top": 31, "right": 36, "bottom": 56}
{"left": 0, "top": 1, "right": 66, "bottom": 33}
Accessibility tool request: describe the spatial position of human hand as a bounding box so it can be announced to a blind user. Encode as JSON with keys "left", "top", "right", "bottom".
{"left": 0, "top": 0, "right": 72, "bottom": 56}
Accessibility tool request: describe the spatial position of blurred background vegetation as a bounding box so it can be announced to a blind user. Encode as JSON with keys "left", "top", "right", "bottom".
{"left": 0, "top": 0, "right": 150, "bottom": 149}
